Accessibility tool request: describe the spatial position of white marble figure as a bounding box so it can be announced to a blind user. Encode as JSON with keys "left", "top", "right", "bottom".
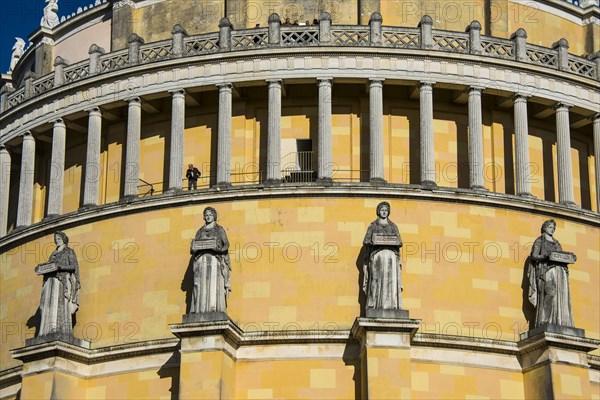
{"left": 190, "top": 207, "right": 231, "bottom": 314}
{"left": 363, "top": 202, "right": 403, "bottom": 311}
{"left": 527, "top": 219, "right": 576, "bottom": 328}
{"left": 38, "top": 231, "right": 80, "bottom": 337}
{"left": 41, "top": 0, "right": 60, "bottom": 29}
{"left": 9, "top": 38, "right": 26, "bottom": 72}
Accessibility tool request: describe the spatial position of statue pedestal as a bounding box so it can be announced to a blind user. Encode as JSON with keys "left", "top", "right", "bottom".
{"left": 518, "top": 329, "right": 599, "bottom": 399}
{"left": 520, "top": 323, "right": 585, "bottom": 340}
{"left": 182, "top": 311, "right": 228, "bottom": 323}
{"left": 365, "top": 308, "right": 409, "bottom": 319}
{"left": 11, "top": 337, "right": 92, "bottom": 399}
{"left": 170, "top": 319, "right": 240, "bottom": 399}
{"left": 351, "top": 317, "right": 421, "bottom": 399}
{"left": 25, "top": 332, "right": 90, "bottom": 348}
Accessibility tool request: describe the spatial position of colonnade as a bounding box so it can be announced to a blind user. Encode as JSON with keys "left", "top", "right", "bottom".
{"left": 1, "top": 79, "right": 599, "bottom": 237}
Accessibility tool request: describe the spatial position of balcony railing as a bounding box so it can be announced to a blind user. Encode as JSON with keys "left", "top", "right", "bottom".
{"left": 2, "top": 12, "right": 598, "bottom": 115}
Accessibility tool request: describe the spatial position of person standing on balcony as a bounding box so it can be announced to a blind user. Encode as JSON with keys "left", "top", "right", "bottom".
{"left": 186, "top": 164, "right": 201, "bottom": 190}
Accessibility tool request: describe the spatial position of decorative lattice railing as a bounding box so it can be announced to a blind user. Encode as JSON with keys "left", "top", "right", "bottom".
{"left": 99, "top": 49, "right": 129, "bottom": 73}
{"left": 184, "top": 33, "right": 220, "bottom": 55}
{"left": 140, "top": 40, "right": 174, "bottom": 63}
{"left": 2, "top": 13, "right": 598, "bottom": 114}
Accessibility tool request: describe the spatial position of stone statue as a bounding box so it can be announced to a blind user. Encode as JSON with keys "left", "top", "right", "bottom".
{"left": 527, "top": 219, "right": 576, "bottom": 329}
{"left": 41, "top": 0, "right": 60, "bottom": 29}
{"left": 9, "top": 38, "right": 26, "bottom": 73}
{"left": 362, "top": 202, "right": 407, "bottom": 318}
{"left": 187, "top": 207, "right": 231, "bottom": 321}
{"left": 36, "top": 231, "right": 80, "bottom": 337}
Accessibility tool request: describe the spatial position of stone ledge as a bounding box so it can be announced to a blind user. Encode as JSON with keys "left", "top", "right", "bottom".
{"left": 10, "top": 337, "right": 179, "bottom": 365}
{"left": 412, "top": 333, "right": 519, "bottom": 355}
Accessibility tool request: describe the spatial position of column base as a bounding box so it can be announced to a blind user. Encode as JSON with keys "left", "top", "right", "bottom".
{"left": 119, "top": 195, "right": 138, "bottom": 203}
{"left": 182, "top": 312, "right": 229, "bottom": 323}
{"left": 80, "top": 203, "right": 99, "bottom": 210}
{"left": 420, "top": 180, "right": 438, "bottom": 189}
{"left": 25, "top": 333, "right": 90, "bottom": 348}
{"left": 369, "top": 177, "right": 387, "bottom": 186}
{"left": 520, "top": 323, "right": 585, "bottom": 340}
{"left": 470, "top": 185, "right": 488, "bottom": 191}
{"left": 43, "top": 214, "right": 61, "bottom": 221}
{"left": 214, "top": 182, "right": 232, "bottom": 190}
{"left": 164, "top": 188, "right": 184, "bottom": 195}
{"left": 560, "top": 201, "right": 579, "bottom": 208}
{"left": 315, "top": 177, "right": 333, "bottom": 186}
{"left": 365, "top": 308, "right": 410, "bottom": 319}
{"left": 263, "top": 179, "right": 282, "bottom": 187}
{"left": 517, "top": 192, "right": 535, "bottom": 198}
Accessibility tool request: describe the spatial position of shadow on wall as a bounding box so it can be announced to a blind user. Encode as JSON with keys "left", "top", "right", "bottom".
{"left": 157, "top": 350, "right": 181, "bottom": 400}
{"left": 355, "top": 245, "right": 367, "bottom": 317}
{"left": 181, "top": 254, "right": 195, "bottom": 314}
{"left": 343, "top": 340, "right": 362, "bottom": 400}
{"left": 521, "top": 256, "right": 536, "bottom": 328}
{"left": 26, "top": 307, "right": 41, "bottom": 338}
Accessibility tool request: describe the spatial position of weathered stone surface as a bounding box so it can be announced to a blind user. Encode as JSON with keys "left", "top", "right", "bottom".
{"left": 34, "top": 231, "right": 81, "bottom": 344}
{"left": 527, "top": 219, "right": 576, "bottom": 330}
{"left": 187, "top": 207, "right": 231, "bottom": 320}
{"left": 362, "top": 202, "right": 406, "bottom": 318}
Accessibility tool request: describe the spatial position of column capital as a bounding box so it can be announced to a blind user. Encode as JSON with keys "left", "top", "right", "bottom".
{"left": 420, "top": 81, "right": 435, "bottom": 88}
{"left": 468, "top": 85, "right": 485, "bottom": 92}
{"left": 20, "top": 131, "right": 35, "bottom": 140}
{"left": 513, "top": 93, "right": 530, "bottom": 101}
{"left": 169, "top": 89, "right": 186, "bottom": 97}
{"left": 318, "top": 78, "right": 333, "bottom": 86}
{"left": 0, "top": 144, "right": 8, "bottom": 153}
{"left": 85, "top": 106, "right": 102, "bottom": 115}
{"left": 369, "top": 78, "right": 385, "bottom": 83}
{"left": 554, "top": 102, "right": 572, "bottom": 110}
{"left": 590, "top": 113, "right": 600, "bottom": 122}
{"left": 126, "top": 97, "right": 142, "bottom": 105}
{"left": 267, "top": 79, "right": 282, "bottom": 85}
{"left": 53, "top": 118, "right": 65, "bottom": 126}
{"left": 216, "top": 82, "right": 233, "bottom": 90}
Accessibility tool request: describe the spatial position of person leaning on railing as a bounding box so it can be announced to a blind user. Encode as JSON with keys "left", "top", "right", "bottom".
{"left": 186, "top": 164, "right": 201, "bottom": 190}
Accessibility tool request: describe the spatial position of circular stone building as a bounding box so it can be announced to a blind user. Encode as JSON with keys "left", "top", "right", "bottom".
{"left": 1, "top": 0, "right": 599, "bottom": 399}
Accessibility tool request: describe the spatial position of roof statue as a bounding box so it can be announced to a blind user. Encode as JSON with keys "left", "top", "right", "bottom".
{"left": 8, "top": 38, "right": 26, "bottom": 73}
{"left": 41, "top": 0, "right": 60, "bottom": 29}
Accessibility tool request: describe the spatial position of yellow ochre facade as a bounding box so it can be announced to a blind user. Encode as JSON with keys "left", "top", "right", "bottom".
{"left": 0, "top": 0, "right": 599, "bottom": 399}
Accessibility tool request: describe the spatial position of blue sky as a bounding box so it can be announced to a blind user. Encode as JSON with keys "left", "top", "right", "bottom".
{"left": 0, "top": 1, "right": 92, "bottom": 73}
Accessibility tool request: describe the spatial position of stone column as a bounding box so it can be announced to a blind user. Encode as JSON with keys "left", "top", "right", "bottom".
{"left": 216, "top": 83, "right": 232, "bottom": 187}
{"left": 555, "top": 103, "right": 576, "bottom": 206}
{"left": 47, "top": 119, "right": 67, "bottom": 217}
{"left": 0, "top": 145, "right": 10, "bottom": 237}
{"left": 83, "top": 108, "right": 102, "bottom": 207}
{"left": 169, "top": 89, "right": 186, "bottom": 191}
{"left": 17, "top": 132, "right": 35, "bottom": 227}
{"left": 317, "top": 78, "right": 333, "bottom": 183}
{"left": 369, "top": 79, "right": 385, "bottom": 184}
{"left": 593, "top": 114, "right": 600, "bottom": 212}
{"left": 514, "top": 94, "right": 532, "bottom": 196}
{"left": 419, "top": 82, "right": 436, "bottom": 187}
{"left": 468, "top": 86, "right": 485, "bottom": 190}
{"left": 266, "top": 80, "right": 282, "bottom": 184}
{"left": 124, "top": 98, "right": 142, "bottom": 198}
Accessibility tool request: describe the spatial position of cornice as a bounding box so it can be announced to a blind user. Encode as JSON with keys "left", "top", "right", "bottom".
{"left": 1, "top": 49, "right": 598, "bottom": 142}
